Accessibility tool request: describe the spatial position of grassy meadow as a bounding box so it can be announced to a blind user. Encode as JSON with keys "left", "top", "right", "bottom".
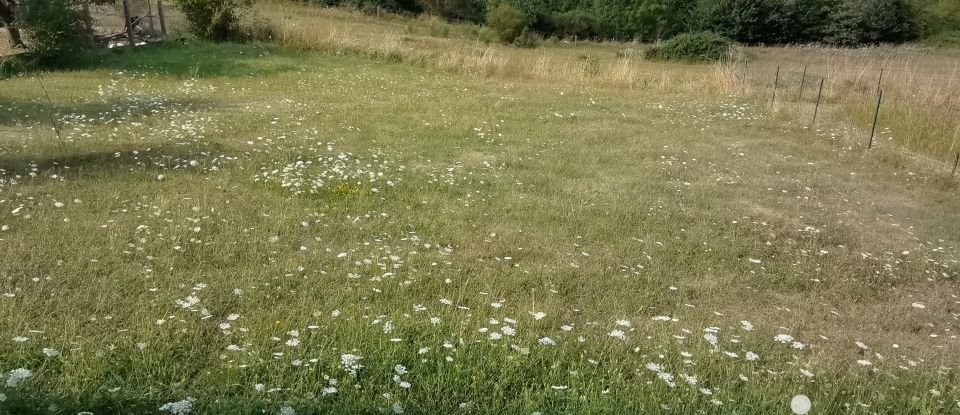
{"left": 2, "top": 3, "right": 960, "bottom": 414}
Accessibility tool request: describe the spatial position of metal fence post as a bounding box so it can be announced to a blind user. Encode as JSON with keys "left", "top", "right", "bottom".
{"left": 868, "top": 89, "right": 883, "bottom": 149}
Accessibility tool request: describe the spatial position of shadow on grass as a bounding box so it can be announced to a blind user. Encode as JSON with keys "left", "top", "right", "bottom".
{"left": 0, "top": 391, "right": 169, "bottom": 415}
{"left": 3, "top": 39, "right": 305, "bottom": 79}
{"left": 0, "top": 95, "right": 210, "bottom": 127}
{"left": 0, "top": 142, "right": 228, "bottom": 177}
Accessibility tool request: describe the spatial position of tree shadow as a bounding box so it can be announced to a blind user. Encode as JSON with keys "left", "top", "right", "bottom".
{"left": 0, "top": 94, "right": 210, "bottom": 127}
{"left": 0, "top": 142, "right": 230, "bottom": 178}
{"left": 6, "top": 39, "right": 305, "bottom": 79}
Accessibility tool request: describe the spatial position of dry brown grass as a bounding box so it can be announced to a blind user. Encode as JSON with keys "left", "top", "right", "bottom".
{"left": 744, "top": 45, "right": 960, "bottom": 165}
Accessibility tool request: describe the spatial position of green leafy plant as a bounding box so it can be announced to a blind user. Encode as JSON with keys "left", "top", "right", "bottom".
{"left": 644, "top": 31, "right": 732, "bottom": 63}
{"left": 172, "top": 0, "right": 253, "bottom": 41}
{"left": 16, "top": 0, "right": 89, "bottom": 60}
{"left": 549, "top": 9, "right": 597, "bottom": 39}
{"left": 486, "top": 3, "right": 527, "bottom": 44}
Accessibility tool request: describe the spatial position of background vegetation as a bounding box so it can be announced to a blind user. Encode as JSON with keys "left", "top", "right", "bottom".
{"left": 298, "top": 0, "right": 958, "bottom": 45}
{"left": 643, "top": 31, "right": 732, "bottom": 62}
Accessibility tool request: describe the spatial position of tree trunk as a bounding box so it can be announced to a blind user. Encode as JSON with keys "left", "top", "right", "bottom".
{"left": 0, "top": 0, "right": 25, "bottom": 48}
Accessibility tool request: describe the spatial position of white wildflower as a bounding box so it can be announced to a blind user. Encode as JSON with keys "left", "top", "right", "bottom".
{"left": 6, "top": 368, "right": 33, "bottom": 387}
{"left": 774, "top": 334, "right": 794, "bottom": 344}
{"left": 159, "top": 397, "right": 195, "bottom": 415}
{"left": 790, "top": 394, "right": 811, "bottom": 415}
{"left": 608, "top": 330, "right": 626, "bottom": 340}
{"left": 341, "top": 354, "right": 363, "bottom": 376}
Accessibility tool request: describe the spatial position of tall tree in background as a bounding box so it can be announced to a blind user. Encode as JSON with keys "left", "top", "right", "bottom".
{"left": 778, "top": 0, "right": 832, "bottom": 43}
{"left": 692, "top": 0, "right": 784, "bottom": 44}
{"left": 0, "top": 0, "right": 25, "bottom": 48}
{"left": 827, "top": 0, "right": 922, "bottom": 45}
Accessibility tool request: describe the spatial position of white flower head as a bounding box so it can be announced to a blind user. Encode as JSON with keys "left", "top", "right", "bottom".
{"left": 774, "top": 334, "right": 794, "bottom": 344}
{"left": 6, "top": 368, "right": 33, "bottom": 387}
{"left": 341, "top": 353, "right": 363, "bottom": 376}
{"left": 159, "top": 397, "right": 195, "bottom": 415}
{"left": 790, "top": 395, "right": 812, "bottom": 415}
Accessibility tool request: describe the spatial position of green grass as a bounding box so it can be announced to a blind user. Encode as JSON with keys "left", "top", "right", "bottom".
{"left": 1, "top": 41, "right": 959, "bottom": 414}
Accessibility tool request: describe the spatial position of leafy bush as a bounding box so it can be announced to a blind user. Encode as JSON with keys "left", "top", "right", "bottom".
{"left": 17, "top": 0, "right": 89, "bottom": 60}
{"left": 172, "top": 0, "right": 253, "bottom": 41}
{"left": 644, "top": 31, "right": 732, "bottom": 63}
{"left": 486, "top": 3, "right": 527, "bottom": 44}
{"left": 549, "top": 9, "right": 597, "bottom": 39}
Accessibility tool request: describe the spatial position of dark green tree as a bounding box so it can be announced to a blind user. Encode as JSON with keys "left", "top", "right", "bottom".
{"left": 827, "top": 0, "right": 922, "bottom": 45}
{"left": 692, "top": 0, "right": 784, "bottom": 44}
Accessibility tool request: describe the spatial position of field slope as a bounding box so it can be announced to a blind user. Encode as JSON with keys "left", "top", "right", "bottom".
{"left": 1, "top": 39, "right": 959, "bottom": 414}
